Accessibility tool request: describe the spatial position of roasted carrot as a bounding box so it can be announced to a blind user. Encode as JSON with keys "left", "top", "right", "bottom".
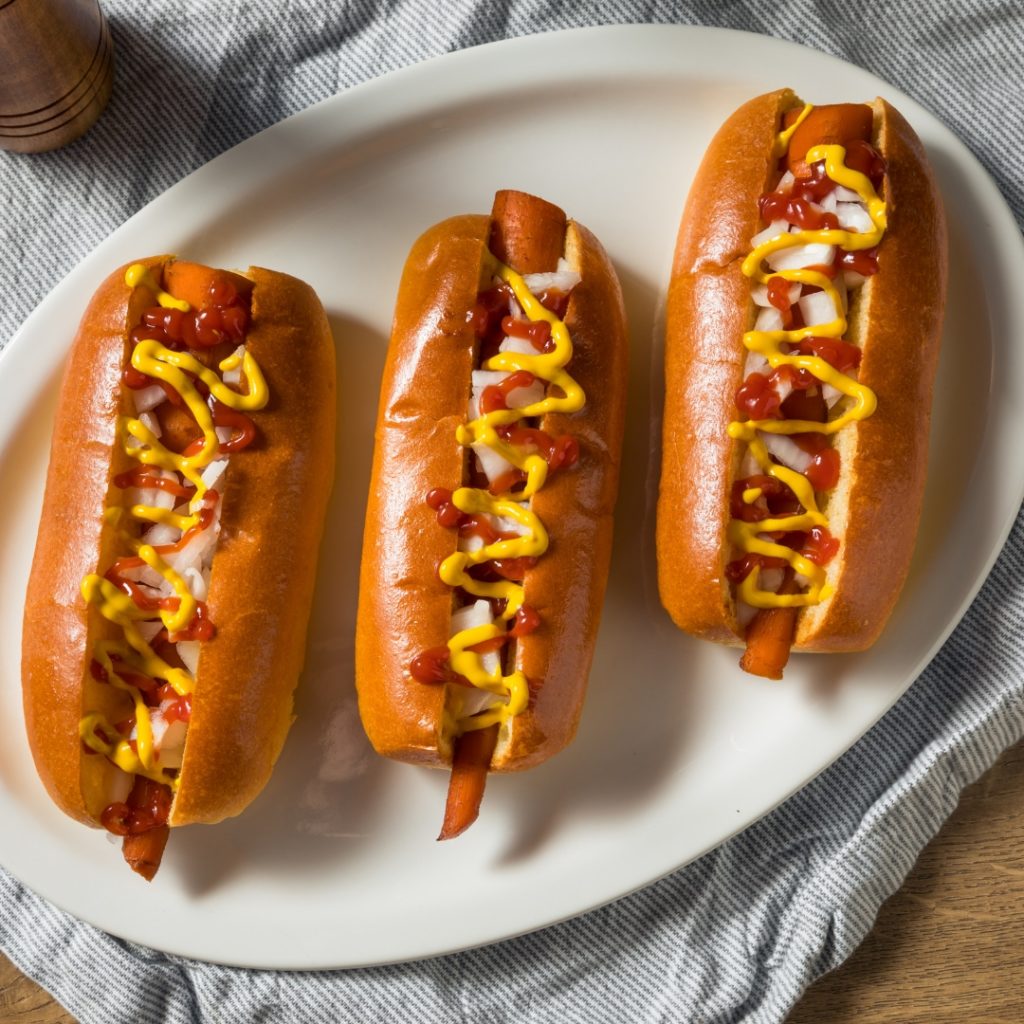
{"left": 122, "top": 826, "right": 169, "bottom": 882}
{"left": 438, "top": 725, "right": 499, "bottom": 841}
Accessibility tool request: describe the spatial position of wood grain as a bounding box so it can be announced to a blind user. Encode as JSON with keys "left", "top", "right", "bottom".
{"left": 0, "top": 0, "right": 114, "bottom": 153}
{"left": 1, "top": 738, "right": 1022, "bottom": 1022}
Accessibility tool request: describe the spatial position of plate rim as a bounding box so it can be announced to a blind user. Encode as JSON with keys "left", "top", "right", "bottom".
{"left": 1, "top": 22, "right": 1022, "bottom": 969}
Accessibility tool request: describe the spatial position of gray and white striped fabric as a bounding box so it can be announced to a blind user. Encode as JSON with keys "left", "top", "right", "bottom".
{"left": 2, "top": 2, "right": 1022, "bottom": 1022}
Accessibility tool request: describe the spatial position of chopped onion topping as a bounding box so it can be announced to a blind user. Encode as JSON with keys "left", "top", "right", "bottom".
{"left": 751, "top": 219, "right": 789, "bottom": 249}
{"left": 775, "top": 170, "right": 796, "bottom": 194}
{"left": 137, "top": 620, "right": 163, "bottom": 643}
{"left": 142, "top": 522, "right": 181, "bottom": 547}
{"left": 471, "top": 440, "right": 514, "bottom": 485}
{"left": 468, "top": 370, "right": 545, "bottom": 421}
{"left": 766, "top": 242, "right": 836, "bottom": 273}
{"left": 759, "top": 568, "right": 785, "bottom": 593}
{"left": 823, "top": 384, "right": 843, "bottom": 408}
{"left": 762, "top": 431, "right": 813, "bottom": 473}
{"left": 176, "top": 641, "right": 200, "bottom": 675}
{"left": 132, "top": 385, "right": 166, "bottom": 414}
{"left": 833, "top": 185, "right": 862, "bottom": 203}
{"left": 138, "top": 411, "right": 161, "bottom": 439}
{"left": 744, "top": 350, "right": 770, "bottom": 377}
{"left": 521, "top": 261, "right": 581, "bottom": 295}
{"left": 751, "top": 280, "right": 801, "bottom": 308}
{"left": 798, "top": 290, "right": 840, "bottom": 329}
{"left": 222, "top": 345, "right": 245, "bottom": 387}
{"left": 754, "top": 307, "right": 785, "bottom": 333}
{"left": 498, "top": 335, "right": 538, "bottom": 356}
{"left": 836, "top": 202, "right": 873, "bottom": 233}
{"left": 201, "top": 457, "right": 229, "bottom": 490}
{"left": 449, "top": 600, "right": 500, "bottom": 677}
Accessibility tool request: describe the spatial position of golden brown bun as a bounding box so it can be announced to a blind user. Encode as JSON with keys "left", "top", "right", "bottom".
{"left": 355, "top": 210, "right": 628, "bottom": 771}
{"left": 657, "top": 90, "right": 948, "bottom": 652}
{"left": 21, "top": 258, "right": 336, "bottom": 828}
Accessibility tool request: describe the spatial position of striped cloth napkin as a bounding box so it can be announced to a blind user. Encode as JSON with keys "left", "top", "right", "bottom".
{"left": 2, "top": 2, "right": 1022, "bottom": 1021}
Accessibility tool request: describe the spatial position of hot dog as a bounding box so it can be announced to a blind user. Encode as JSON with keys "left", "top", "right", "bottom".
{"left": 21, "top": 257, "right": 336, "bottom": 878}
{"left": 657, "top": 90, "right": 947, "bottom": 679}
{"left": 355, "top": 191, "right": 628, "bottom": 837}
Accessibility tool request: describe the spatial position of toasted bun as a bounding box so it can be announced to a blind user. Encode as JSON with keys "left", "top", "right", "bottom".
{"left": 657, "top": 90, "right": 948, "bottom": 651}
{"left": 21, "top": 258, "right": 336, "bottom": 828}
{"left": 355, "top": 209, "right": 627, "bottom": 771}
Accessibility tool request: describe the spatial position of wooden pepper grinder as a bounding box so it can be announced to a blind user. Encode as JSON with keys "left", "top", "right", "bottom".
{"left": 0, "top": 0, "right": 114, "bottom": 153}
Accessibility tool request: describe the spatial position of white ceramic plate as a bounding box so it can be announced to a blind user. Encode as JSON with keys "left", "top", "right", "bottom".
{"left": 0, "top": 26, "right": 1021, "bottom": 970}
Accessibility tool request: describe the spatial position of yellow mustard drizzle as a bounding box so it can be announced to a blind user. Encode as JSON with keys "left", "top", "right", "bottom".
{"left": 729, "top": 110, "right": 887, "bottom": 609}
{"left": 439, "top": 263, "right": 584, "bottom": 735}
{"left": 77, "top": 263, "right": 269, "bottom": 789}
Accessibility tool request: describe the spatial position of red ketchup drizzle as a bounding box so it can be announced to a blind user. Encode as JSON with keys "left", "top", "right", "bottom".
{"left": 795, "top": 336, "right": 862, "bottom": 374}
{"left": 837, "top": 247, "right": 879, "bottom": 277}
{"left": 501, "top": 315, "right": 554, "bottom": 353}
{"left": 114, "top": 466, "right": 194, "bottom": 497}
{"left": 510, "top": 604, "right": 541, "bottom": 637}
{"left": 802, "top": 526, "right": 840, "bottom": 566}
{"left": 480, "top": 370, "right": 537, "bottom": 415}
{"left": 766, "top": 275, "right": 794, "bottom": 327}
{"left": 496, "top": 425, "right": 579, "bottom": 473}
{"left": 730, "top": 475, "right": 800, "bottom": 523}
{"left": 101, "top": 776, "right": 172, "bottom": 837}
{"left": 181, "top": 400, "right": 257, "bottom": 456}
{"left": 805, "top": 448, "right": 841, "bottom": 491}
{"left": 155, "top": 682, "right": 192, "bottom": 723}
{"left": 725, "top": 553, "right": 789, "bottom": 583}
{"left": 758, "top": 192, "right": 840, "bottom": 231}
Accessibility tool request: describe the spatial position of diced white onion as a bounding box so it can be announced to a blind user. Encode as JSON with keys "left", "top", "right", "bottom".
{"left": 222, "top": 345, "right": 245, "bottom": 386}
{"left": 759, "top": 568, "right": 785, "bottom": 593}
{"left": 751, "top": 219, "right": 789, "bottom": 249}
{"left": 743, "top": 350, "right": 770, "bottom": 378}
{"left": 176, "top": 641, "right": 200, "bottom": 675}
{"left": 468, "top": 370, "right": 545, "bottom": 421}
{"left": 823, "top": 384, "right": 843, "bottom": 408}
{"left": 818, "top": 191, "right": 838, "bottom": 214}
{"left": 498, "top": 335, "right": 538, "bottom": 356}
{"left": 472, "top": 441, "right": 514, "bottom": 485}
{"left": 521, "top": 266, "right": 581, "bottom": 295}
{"left": 138, "top": 411, "right": 161, "bottom": 439}
{"left": 766, "top": 242, "right": 836, "bottom": 272}
{"left": 118, "top": 565, "right": 172, "bottom": 594}
{"left": 762, "top": 431, "right": 814, "bottom": 473}
{"left": 142, "top": 522, "right": 181, "bottom": 547}
{"left": 215, "top": 425, "right": 233, "bottom": 444}
{"left": 833, "top": 185, "right": 862, "bottom": 203}
{"left": 775, "top": 170, "right": 796, "bottom": 194}
{"left": 798, "top": 290, "right": 840, "bottom": 329}
{"left": 132, "top": 385, "right": 166, "bottom": 414}
{"left": 754, "top": 307, "right": 784, "bottom": 333}
{"left": 127, "top": 486, "right": 176, "bottom": 512}
{"left": 736, "top": 601, "right": 758, "bottom": 630}
{"left": 106, "top": 771, "right": 133, "bottom": 805}
{"left": 750, "top": 280, "right": 801, "bottom": 308}
{"left": 450, "top": 599, "right": 492, "bottom": 635}
{"left": 162, "top": 525, "right": 218, "bottom": 576}
{"left": 836, "top": 202, "right": 873, "bottom": 233}
{"left": 201, "top": 458, "right": 229, "bottom": 490}
{"left": 843, "top": 270, "right": 867, "bottom": 290}
{"left": 458, "top": 533, "right": 485, "bottom": 554}
{"left": 137, "top": 620, "right": 163, "bottom": 643}
{"left": 449, "top": 599, "right": 500, "bottom": 677}
{"left": 182, "top": 565, "right": 208, "bottom": 601}
{"left": 739, "top": 449, "right": 761, "bottom": 478}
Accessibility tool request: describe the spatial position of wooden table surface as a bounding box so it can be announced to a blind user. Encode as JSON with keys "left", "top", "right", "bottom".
{"left": 2, "top": 739, "right": 1022, "bottom": 1024}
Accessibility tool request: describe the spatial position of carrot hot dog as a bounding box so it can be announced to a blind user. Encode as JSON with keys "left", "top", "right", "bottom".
{"left": 356, "top": 190, "right": 628, "bottom": 837}
{"left": 657, "top": 90, "right": 947, "bottom": 679}
{"left": 22, "top": 257, "right": 336, "bottom": 879}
